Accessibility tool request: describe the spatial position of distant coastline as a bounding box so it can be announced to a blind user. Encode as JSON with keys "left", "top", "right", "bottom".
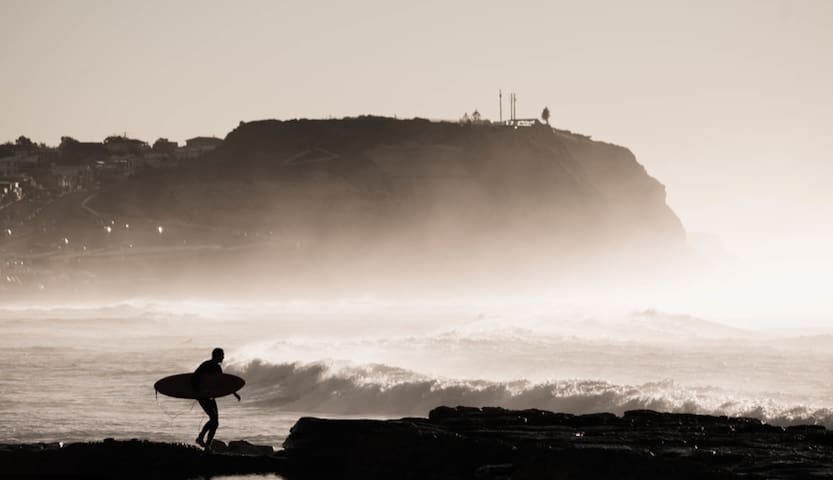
{"left": 1, "top": 116, "right": 685, "bottom": 301}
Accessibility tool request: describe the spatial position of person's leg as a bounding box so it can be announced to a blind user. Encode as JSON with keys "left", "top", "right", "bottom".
{"left": 204, "top": 399, "right": 219, "bottom": 448}
{"left": 196, "top": 399, "right": 214, "bottom": 447}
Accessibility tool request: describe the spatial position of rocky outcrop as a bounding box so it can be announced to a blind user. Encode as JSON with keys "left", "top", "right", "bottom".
{"left": 6, "top": 408, "right": 833, "bottom": 479}
{"left": 226, "top": 117, "right": 683, "bottom": 249}
{"left": 0, "top": 438, "right": 285, "bottom": 479}
{"left": 282, "top": 406, "right": 833, "bottom": 479}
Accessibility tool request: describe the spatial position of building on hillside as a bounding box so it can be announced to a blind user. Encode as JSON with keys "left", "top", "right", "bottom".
{"left": 0, "top": 153, "right": 40, "bottom": 177}
{"left": 50, "top": 164, "right": 94, "bottom": 191}
{"left": 179, "top": 136, "right": 223, "bottom": 159}
{"left": 185, "top": 136, "right": 223, "bottom": 149}
{"left": 103, "top": 135, "right": 150, "bottom": 155}
{"left": 504, "top": 118, "right": 541, "bottom": 127}
{"left": 152, "top": 138, "right": 178, "bottom": 155}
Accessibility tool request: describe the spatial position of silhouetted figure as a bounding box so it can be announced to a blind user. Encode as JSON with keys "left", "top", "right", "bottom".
{"left": 193, "top": 347, "right": 240, "bottom": 451}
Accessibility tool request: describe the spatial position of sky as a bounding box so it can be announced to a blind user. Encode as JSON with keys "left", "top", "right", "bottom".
{"left": 2, "top": 0, "right": 832, "bottom": 262}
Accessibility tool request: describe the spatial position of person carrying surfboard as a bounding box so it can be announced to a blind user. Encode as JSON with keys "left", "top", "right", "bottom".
{"left": 193, "top": 347, "right": 240, "bottom": 451}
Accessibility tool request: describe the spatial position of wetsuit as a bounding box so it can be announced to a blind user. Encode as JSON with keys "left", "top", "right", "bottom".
{"left": 193, "top": 359, "right": 221, "bottom": 447}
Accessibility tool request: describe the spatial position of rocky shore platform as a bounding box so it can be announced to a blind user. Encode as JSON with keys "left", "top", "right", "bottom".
{"left": 4, "top": 407, "right": 833, "bottom": 479}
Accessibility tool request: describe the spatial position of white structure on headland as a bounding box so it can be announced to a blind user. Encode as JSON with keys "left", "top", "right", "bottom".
{"left": 497, "top": 90, "right": 541, "bottom": 127}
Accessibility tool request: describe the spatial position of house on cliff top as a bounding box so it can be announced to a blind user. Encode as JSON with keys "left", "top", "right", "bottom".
{"left": 179, "top": 136, "right": 223, "bottom": 159}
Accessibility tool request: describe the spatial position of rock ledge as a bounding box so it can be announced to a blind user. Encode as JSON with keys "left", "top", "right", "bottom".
{"left": 5, "top": 407, "right": 833, "bottom": 479}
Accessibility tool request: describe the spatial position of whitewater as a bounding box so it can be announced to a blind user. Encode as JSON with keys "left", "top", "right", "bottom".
{"left": 2, "top": 301, "right": 833, "bottom": 449}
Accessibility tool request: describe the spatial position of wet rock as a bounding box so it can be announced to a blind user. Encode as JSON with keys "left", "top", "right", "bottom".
{"left": 282, "top": 407, "right": 833, "bottom": 479}
{"left": 209, "top": 439, "right": 227, "bottom": 452}
{"left": 228, "top": 440, "right": 274, "bottom": 456}
{"left": 786, "top": 424, "right": 827, "bottom": 434}
{"left": 0, "top": 439, "right": 285, "bottom": 479}
{"left": 5, "top": 408, "right": 833, "bottom": 479}
{"left": 473, "top": 463, "right": 513, "bottom": 479}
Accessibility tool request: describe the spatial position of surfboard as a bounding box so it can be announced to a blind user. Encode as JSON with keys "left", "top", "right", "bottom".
{"left": 154, "top": 373, "right": 245, "bottom": 399}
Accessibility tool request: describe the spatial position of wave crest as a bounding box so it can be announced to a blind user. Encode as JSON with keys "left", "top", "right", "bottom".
{"left": 228, "top": 359, "right": 833, "bottom": 428}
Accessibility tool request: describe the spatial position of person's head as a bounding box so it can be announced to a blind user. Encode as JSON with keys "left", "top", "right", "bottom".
{"left": 211, "top": 347, "right": 225, "bottom": 363}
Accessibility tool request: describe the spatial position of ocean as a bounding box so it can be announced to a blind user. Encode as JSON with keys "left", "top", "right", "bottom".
{"left": 2, "top": 302, "right": 833, "bottom": 449}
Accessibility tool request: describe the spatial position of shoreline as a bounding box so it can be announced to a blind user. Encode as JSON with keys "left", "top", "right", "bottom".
{"left": 3, "top": 407, "right": 833, "bottom": 479}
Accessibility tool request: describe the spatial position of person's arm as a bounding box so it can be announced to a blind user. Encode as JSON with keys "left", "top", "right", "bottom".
{"left": 191, "top": 365, "right": 202, "bottom": 392}
{"left": 218, "top": 363, "right": 240, "bottom": 400}
{"left": 192, "top": 362, "right": 208, "bottom": 391}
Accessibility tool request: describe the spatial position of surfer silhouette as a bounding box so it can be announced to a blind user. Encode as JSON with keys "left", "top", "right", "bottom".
{"left": 194, "top": 347, "right": 240, "bottom": 450}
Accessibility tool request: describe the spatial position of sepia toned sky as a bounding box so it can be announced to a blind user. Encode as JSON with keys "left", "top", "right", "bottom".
{"left": 2, "top": 0, "right": 832, "bottom": 258}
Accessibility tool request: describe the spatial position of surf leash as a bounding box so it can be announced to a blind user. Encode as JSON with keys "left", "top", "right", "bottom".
{"left": 155, "top": 389, "right": 197, "bottom": 421}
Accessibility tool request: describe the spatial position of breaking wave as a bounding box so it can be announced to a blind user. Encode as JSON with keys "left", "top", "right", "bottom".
{"left": 229, "top": 359, "right": 833, "bottom": 428}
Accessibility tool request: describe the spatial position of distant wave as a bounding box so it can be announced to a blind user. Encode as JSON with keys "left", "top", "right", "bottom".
{"left": 228, "top": 359, "right": 833, "bottom": 428}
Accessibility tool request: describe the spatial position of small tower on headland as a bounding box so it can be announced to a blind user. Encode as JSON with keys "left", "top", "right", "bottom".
{"left": 498, "top": 90, "right": 519, "bottom": 124}
{"left": 497, "top": 90, "right": 542, "bottom": 127}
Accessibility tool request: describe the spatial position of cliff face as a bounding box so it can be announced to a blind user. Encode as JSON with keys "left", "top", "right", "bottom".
{"left": 217, "top": 117, "right": 682, "bottom": 246}
{"left": 97, "top": 117, "right": 685, "bottom": 277}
